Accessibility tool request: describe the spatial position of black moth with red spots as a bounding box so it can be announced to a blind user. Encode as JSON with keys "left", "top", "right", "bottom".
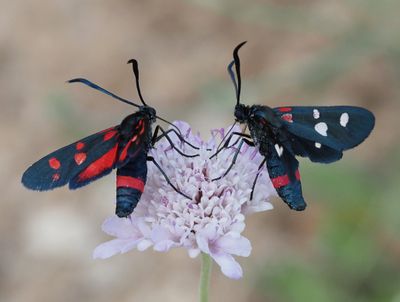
{"left": 213, "top": 42, "right": 375, "bottom": 211}
{"left": 22, "top": 60, "right": 197, "bottom": 217}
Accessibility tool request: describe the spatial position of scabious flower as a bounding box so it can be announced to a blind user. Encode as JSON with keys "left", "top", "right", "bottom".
{"left": 94, "top": 121, "right": 276, "bottom": 279}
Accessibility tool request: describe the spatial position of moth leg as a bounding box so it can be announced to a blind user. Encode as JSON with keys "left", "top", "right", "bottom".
{"left": 152, "top": 126, "right": 199, "bottom": 150}
{"left": 152, "top": 126, "right": 199, "bottom": 158}
{"left": 147, "top": 156, "right": 191, "bottom": 199}
{"left": 210, "top": 132, "right": 252, "bottom": 159}
{"left": 250, "top": 158, "right": 266, "bottom": 200}
{"left": 212, "top": 138, "right": 254, "bottom": 181}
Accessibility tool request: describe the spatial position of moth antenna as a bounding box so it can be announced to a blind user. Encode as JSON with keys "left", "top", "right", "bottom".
{"left": 68, "top": 78, "right": 141, "bottom": 108}
{"left": 232, "top": 41, "right": 247, "bottom": 105}
{"left": 127, "top": 59, "right": 148, "bottom": 107}
{"left": 227, "top": 61, "right": 239, "bottom": 103}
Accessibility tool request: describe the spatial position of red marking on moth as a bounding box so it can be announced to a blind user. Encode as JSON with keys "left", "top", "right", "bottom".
{"left": 103, "top": 130, "right": 117, "bottom": 141}
{"left": 295, "top": 169, "right": 301, "bottom": 180}
{"left": 281, "top": 113, "right": 293, "bottom": 123}
{"left": 49, "top": 157, "right": 61, "bottom": 169}
{"left": 76, "top": 142, "right": 85, "bottom": 150}
{"left": 271, "top": 174, "right": 290, "bottom": 189}
{"left": 278, "top": 107, "right": 292, "bottom": 112}
{"left": 136, "top": 119, "right": 144, "bottom": 129}
{"left": 52, "top": 173, "right": 60, "bottom": 181}
{"left": 131, "top": 135, "right": 138, "bottom": 142}
{"left": 117, "top": 176, "right": 145, "bottom": 192}
{"left": 74, "top": 153, "right": 87, "bottom": 165}
{"left": 139, "top": 124, "right": 145, "bottom": 135}
{"left": 119, "top": 141, "right": 132, "bottom": 162}
{"left": 77, "top": 144, "right": 118, "bottom": 181}
{"left": 100, "top": 127, "right": 114, "bottom": 133}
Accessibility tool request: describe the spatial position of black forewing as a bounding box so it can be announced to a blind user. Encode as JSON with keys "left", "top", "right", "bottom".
{"left": 274, "top": 106, "right": 374, "bottom": 163}
{"left": 22, "top": 126, "right": 121, "bottom": 191}
{"left": 69, "top": 114, "right": 149, "bottom": 189}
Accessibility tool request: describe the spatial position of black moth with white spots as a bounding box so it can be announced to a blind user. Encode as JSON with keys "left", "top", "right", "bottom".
{"left": 213, "top": 42, "right": 375, "bottom": 211}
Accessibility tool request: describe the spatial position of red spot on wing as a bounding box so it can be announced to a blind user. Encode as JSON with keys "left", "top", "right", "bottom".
{"left": 103, "top": 130, "right": 118, "bottom": 141}
{"left": 77, "top": 144, "right": 118, "bottom": 181}
{"left": 281, "top": 113, "right": 293, "bottom": 123}
{"left": 52, "top": 173, "right": 60, "bottom": 181}
{"left": 74, "top": 153, "right": 87, "bottom": 165}
{"left": 76, "top": 142, "right": 85, "bottom": 150}
{"left": 271, "top": 174, "right": 290, "bottom": 189}
{"left": 49, "top": 157, "right": 61, "bottom": 169}
{"left": 117, "top": 176, "right": 145, "bottom": 192}
{"left": 119, "top": 141, "right": 132, "bottom": 162}
{"left": 278, "top": 107, "right": 292, "bottom": 112}
{"left": 295, "top": 169, "right": 301, "bottom": 180}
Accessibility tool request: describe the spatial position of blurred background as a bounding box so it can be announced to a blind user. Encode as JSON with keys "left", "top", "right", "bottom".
{"left": 1, "top": 0, "right": 399, "bottom": 301}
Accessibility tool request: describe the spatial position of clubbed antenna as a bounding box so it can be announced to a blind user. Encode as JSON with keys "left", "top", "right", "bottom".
{"left": 232, "top": 41, "right": 247, "bottom": 105}
{"left": 127, "top": 59, "right": 148, "bottom": 106}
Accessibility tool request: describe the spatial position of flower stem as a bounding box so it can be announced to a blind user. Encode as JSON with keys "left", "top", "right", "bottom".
{"left": 199, "top": 253, "right": 212, "bottom": 302}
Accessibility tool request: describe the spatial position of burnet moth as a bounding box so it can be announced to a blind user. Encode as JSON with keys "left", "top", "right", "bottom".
{"left": 22, "top": 59, "right": 198, "bottom": 217}
{"left": 212, "top": 42, "right": 375, "bottom": 211}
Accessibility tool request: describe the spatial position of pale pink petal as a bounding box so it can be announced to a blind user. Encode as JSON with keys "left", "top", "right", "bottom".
{"left": 153, "top": 240, "right": 177, "bottom": 252}
{"left": 93, "top": 239, "right": 138, "bottom": 259}
{"left": 212, "top": 252, "right": 243, "bottom": 280}
{"left": 216, "top": 235, "right": 251, "bottom": 257}
{"left": 101, "top": 216, "right": 135, "bottom": 238}
{"left": 188, "top": 248, "right": 201, "bottom": 258}
{"left": 243, "top": 202, "right": 274, "bottom": 214}
{"left": 196, "top": 234, "right": 211, "bottom": 254}
{"left": 137, "top": 240, "right": 153, "bottom": 251}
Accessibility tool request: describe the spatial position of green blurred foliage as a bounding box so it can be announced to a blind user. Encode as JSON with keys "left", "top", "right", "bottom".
{"left": 254, "top": 153, "right": 400, "bottom": 302}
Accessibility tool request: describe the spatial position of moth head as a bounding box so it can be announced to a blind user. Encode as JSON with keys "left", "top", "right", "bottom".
{"left": 141, "top": 105, "right": 157, "bottom": 123}
{"left": 234, "top": 103, "right": 250, "bottom": 123}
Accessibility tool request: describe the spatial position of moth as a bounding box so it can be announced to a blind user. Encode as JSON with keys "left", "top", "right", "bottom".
{"left": 22, "top": 59, "right": 197, "bottom": 217}
{"left": 213, "top": 42, "right": 375, "bottom": 210}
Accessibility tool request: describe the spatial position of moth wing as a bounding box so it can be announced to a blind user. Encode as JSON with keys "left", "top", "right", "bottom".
{"left": 22, "top": 126, "right": 121, "bottom": 191}
{"left": 274, "top": 106, "right": 374, "bottom": 162}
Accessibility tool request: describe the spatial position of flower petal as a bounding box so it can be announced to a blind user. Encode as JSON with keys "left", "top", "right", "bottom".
{"left": 93, "top": 239, "right": 138, "bottom": 259}
{"left": 212, "top": 252, "right": 243, "bottom": 280}
{"left": 216, "top": 235, "right": 251, "bottom": 257}
{"left": 188, "top": 248, "right": 201, "bottom": 258}
{"left": 101, "top": 216, "right": 135, "bottom": 238}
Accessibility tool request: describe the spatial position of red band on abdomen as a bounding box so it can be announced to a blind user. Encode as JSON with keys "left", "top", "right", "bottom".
{"left": 117, "top": 176, "right": 145, "bottom": 192}
{"left": 271, "top": 174, "right": 290, "bottom": 189}
{"left": 295, "top": 169, "right": 301, "bottom": 180}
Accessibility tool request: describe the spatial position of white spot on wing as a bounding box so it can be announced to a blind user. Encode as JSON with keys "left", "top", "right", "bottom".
{"left": 315, "top": 142, "right": 321, "bottom": 148}
{"left": 274, "top": 144, "right": 283, "bottom": 157}
{"left": 313, "top": 109, "right": 320, "bottom": 119}
{"left": 340, "top": 112, "right": 349, "bottom": 127}
{"left": 315, "top": 122, "right": 328, "bottom": 136}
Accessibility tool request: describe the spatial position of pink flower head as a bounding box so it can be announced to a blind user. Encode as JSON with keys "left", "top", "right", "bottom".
{"left": 94, "top": 121, "right": 276, "bottom": 279}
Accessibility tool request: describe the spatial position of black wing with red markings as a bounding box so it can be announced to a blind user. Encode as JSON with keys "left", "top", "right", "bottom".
{"left": 21, "top": 114, "right": 148, "bottom": 191}
{"left": 22, "top": 126, "right": 121, "bottom": 191}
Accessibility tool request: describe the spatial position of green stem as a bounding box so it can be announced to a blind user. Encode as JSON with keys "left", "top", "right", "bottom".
{"left": 199, "top": 253, "right": 213, "bottom": 302}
